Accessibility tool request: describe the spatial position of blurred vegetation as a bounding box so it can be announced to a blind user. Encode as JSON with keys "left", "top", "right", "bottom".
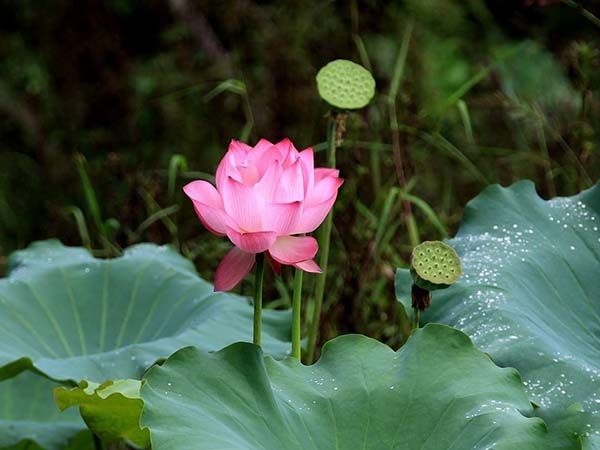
{"left": 0, "top": 0, "right": 598, "bottom": 354}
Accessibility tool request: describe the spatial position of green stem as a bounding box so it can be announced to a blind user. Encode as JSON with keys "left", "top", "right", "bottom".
{"left": 326, "top": 117, "right": 337, "bottom": 167}
{"left": 369, "top": 144, "right": 382, "bottom": 198}
{"left": 413, "top": 307, "right": 420, "bottom": 330}
{"left": 93, "top": 435, "right": 103, "bottom": 450}
{"left": 388, "top": 23, "right": 418, "bottom": 248}
{"left": 535, "top": 113, "right": 556, "bottom": 198}
{"left": 406, "top": 213, "right": 420, "bottom": 248}
{"left": 306, "top": 117, "right": 338, "bottom": 362}
{"left": 291, "top": 268, "right": 304, "bottom": 360}
{"left": 253, "top": 253, "right": 265, "bottom": 346}
{"left": 561, "top": 0, "right": 600, "bottom": 29}
{"left": 106, "top": 442, "right": 129, "bottom": 450}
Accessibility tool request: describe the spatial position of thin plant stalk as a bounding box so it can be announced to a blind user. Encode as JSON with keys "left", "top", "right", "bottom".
{"left": 561, "top": 0, "right": 600, "bottom": 29}
{"left": 203, "top": 79, "right": 254, "bottom": 142}
{"left": 74, "top": 154, "right": 103, "bottom": 237}
{"left": 93, "top": 434, "right": 102, "bottom": 450}
{"left": 63, "top": 206, "right": 92, "bottom": 250}
{"left": 350, "top": 0, "right": 377, "bottom": 199}
{"left": 306, "top": 117, "right": 338, "bottom": 362}
{"left": 413, "top": 307, "right": 420, "bottom": 329}
{"left": 138, "top": 188, "right": 179, "bottom": 249}
{"left": 167, "top": 154, "right": 188, "bottom": 201}
{"left": 400, "top": 191, "right": 448, "bottom": 239}
{"left": 535, "top": 112, "right": 557, "bottom": 198}
{"left": 74, "top": 154, "right": 109, "bottom": 252}
{"left": 240, "top": 87, "right": 254, "bottom": 142}
{"left": 253, "top": 253, "right": 265, "bottom": 346}
{"left": 388, "top": 21, "right": 419, "bottom": 248}
{"left": 291, "top": 268, "right": 304, "bottom": 360}
{"left": 369, "top": 145, "right": 382, "bottom": 198}
{"left": 457, "top": 100, "right": 475, "bottom": 146}
{"left": 91, "top": 437, "right": 130, "bottom": 450}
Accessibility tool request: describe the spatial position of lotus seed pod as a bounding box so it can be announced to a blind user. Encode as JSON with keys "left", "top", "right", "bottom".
{"left": 410, "top": 241, "right": 462, "bottom": 291}
{"left": 316, "top": 59, "right": 376, "bottom": 110}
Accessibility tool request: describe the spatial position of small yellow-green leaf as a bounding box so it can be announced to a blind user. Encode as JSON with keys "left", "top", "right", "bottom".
{"left": 55, "top": 379, "right": 149, "bottom": 449}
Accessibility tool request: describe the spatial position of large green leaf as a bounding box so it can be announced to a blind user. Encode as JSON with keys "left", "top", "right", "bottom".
{"left": 396, "top": 181, "right": 600, "bottom": 447}
{"left": 0, "top": 371, "right": 92, "bottom": 450}
{"left": 141, "top": 324, "right": 550, "bottom": 449}
{"left": 0, "top": 240, "right": 291, "bottom": 383}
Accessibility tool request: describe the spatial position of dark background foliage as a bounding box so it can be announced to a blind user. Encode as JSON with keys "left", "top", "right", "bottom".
{"left": 1, "top": 0, "right": 598, "bottom": 352}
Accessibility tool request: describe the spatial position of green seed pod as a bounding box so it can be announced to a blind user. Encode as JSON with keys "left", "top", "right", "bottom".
{"left": 410, "top": 241, "right": 462, "bottom": 291}
{"left": 316, "top": 59, "right": 376, "bottom": 110}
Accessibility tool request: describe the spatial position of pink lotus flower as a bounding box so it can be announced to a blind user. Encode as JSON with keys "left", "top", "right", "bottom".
{"left": 184, "top": 138, "right": 343, "bottom": 291}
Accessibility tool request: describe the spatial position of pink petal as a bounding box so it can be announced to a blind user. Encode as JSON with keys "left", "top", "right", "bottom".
{"left": 294, "top": 259, "right": 322, "bottom": 273}
{"left": 191, "top": 203, "right": 229, "bottom": 236}
{"left": 277, "top": 138, "right": 299, "bottom": 166}
{"left": 255, "top": 143, "right": 283, "bottom": 175}
{"left": 216, "top": 151, "right": 243, "bottom": 191}
{"left": 221, "top": 177, "right": 264, "bottom": 232}
{"left": 239, "top": 139, "right": 276, "bottom": 183}
{"left": 218, "top": 140, "right": 282, "bottom": 190}
{"left": 314, "top": 168, "right": 340, "bottom": 182}
{"left": 299, "top": 148, "right": 314, "bottom": 196}
{"left": 275, "top": 138, "right": 294, "bottom": 157}
{"left": 229, "top": 139, "right": 253, "bottom": 157}
{"left": 239, "top": 164, "right": 260, "bottom": 185}
{"left": 264, "top": 202, "right": 302, "bottom": 234}
{"left": 183, "top": 181, "right": 229, "bottom": 235}
{"left": 294, "top": 201, "right": 334, "bottom": 233}
{"left": 306, "top": 176, "right": 344, "bottom": 207}
{"left": 183, "top": 180, "right": 223, "bottom": 205}
{"left": 226, "top": 228, "right": 277, "bottom": 253}
{"left": 269, "top": 236, "right": 318, "bottom": 264}
{"left": 248, "top": 138, "right": 275, "bottom": 163}
{"left": 254, "top": 162, "right": 283, "bottom": 203}
{"left": 214, "top": 247, "right": 255, "bottom": 291}
{"left": 273, "top": 160, "right": 305, "bottom": 203}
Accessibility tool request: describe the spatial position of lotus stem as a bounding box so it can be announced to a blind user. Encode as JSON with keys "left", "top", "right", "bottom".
{"left": 306, "top": 116, "right": 339, "bottom": 362}
{"left": 291, "top": 268, "right": 304, "bottom": 360}
{"left": 411, "top": 283, "right": 431, "bottom": 330}
{"left": 253, "top": 253, "right": 265, "bottom": 346}
{"left": 413, "top": 307, "right": 420, "bottom": 329}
